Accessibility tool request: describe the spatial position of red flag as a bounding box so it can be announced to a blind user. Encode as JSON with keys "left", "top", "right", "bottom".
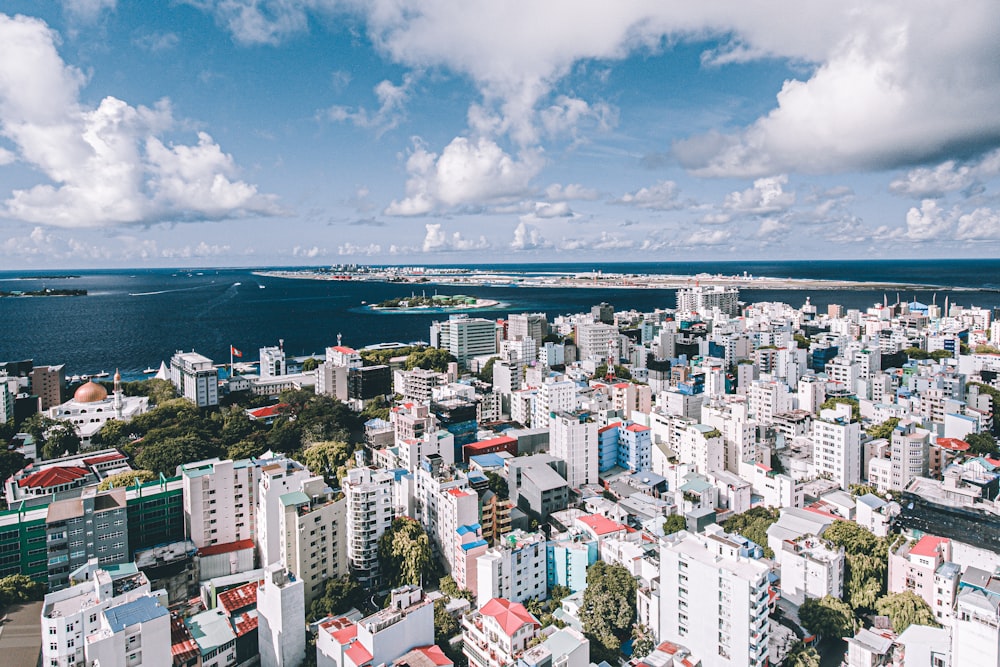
{"left": 231, "top": 345, "right": 243, "bottom": 358}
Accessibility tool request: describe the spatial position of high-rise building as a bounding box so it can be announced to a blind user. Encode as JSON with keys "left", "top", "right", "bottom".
{"left": 811, "top": 404, "right": 861, "bottom": 490}
{"left": 890, "top": 420, "right": 931, "bottom": 490}
{"left": 279, "top": 476, "right": 348, "bottom": 606}
{"left": 45, "top": 487, "right": 129, "bottom": 590}
{"left": 256, "top": 458, "right": 315, "bottom": 568}
{"left": 169, "top": 351, "right": 219, "bottom": 407}
{"left": 258, "top": 565, "right": 306, "bottom": 667}
{"left": 343, "top": 466, "right": 395, "bottom": 587}
{"left": 430, "top": 315, "right": 499, "bottom": 366}
{"left": 549, "top": 411, "right": 597, "bottom": 489}
{"left": 180, "top": 457, "right": 259, "bottom": 549}
{"left": 574, "top": 322, "right": 617, "bottom": 363}
{"left": 659, "top": 529, "right": 770, "bottom": 667}
{"left": 476, "top": 530, "right": 547, "bottom": 607}
{"left": 675, "top": 285, "right": 740, "bottom": 317}
{"left": 30, "top": 364, "right": 65, "bottom": 411}
{"left": 508, "top": 313, "right": 548, "bottom": 353}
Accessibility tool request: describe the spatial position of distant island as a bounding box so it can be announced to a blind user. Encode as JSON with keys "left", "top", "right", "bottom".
{"left": 0, "top": 288, "right": 87, "bottom": 297}
{"left": 371, "top": 293, "right": 500, "bottom": 311}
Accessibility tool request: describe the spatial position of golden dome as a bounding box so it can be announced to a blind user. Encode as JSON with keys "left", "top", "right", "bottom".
{"left": 74, "top": 381, "right": 108, "bottom": 403}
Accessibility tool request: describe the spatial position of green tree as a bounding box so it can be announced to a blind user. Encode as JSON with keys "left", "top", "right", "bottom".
{"left": 866, "top": 418, "right": 900, "bottom": 440}
{"left": 405, "top": 347, "right": 456, "bottom": 372}
{"left": 298, "top": 440, "right": 353, "bottom": 480}
{"left": 976, "top": 344, "right": 1000, "bottom": 354}
{"left": 662, "top": 514, "right": 686, "bottom": 536}
{"left": 485, "top": 471, "right": 509, "bottom": 500}
{"left": 966, "top": 432, "right": 999, "bottom": 457}
{"left": 592, "top": 364, "right": 632, "bottom": 380}
{"left": 98, "top": 470, "right": 155, "bottom": 490}
{"left": 227, "top": 436, "right": 268, "bottom": 461}
{"left": 904, "top": 347, "right": 930, "bottom": 360}
{"left": 439, "top": 575, "right": 475, "bottom": 603}
{"left": 0, "top": 574, "right": 44, "bottom": 610}
{"left": 819, "top": 397, "right": 860, "bottom": 422}
{"left": 793, "top": 334, "right": 811, "bottom": 350}
{"left": 799, "top": 595, "right": 857, "bottom": 641}
{"left": 631, "top": 624, "right": 654, "bottom": 659}
{"left": 265, "top": 417, "right": 303, "bottom": 453}
{"left": 136, "top": 434, "right": 218, "bottom": 477}
{"left": 91, "top": 419, "right": 127, "bottom": 449}
{"left": 434, "top": 597, "right": 460, "bottom": 643}
{"left": 218, "top": 406, "right": 256, "bottom": 448}
{"left": 378, "top": 517, "right": 434, "bottom": 588}
{"left": 479, "top": 357, "right": 497, "bottom": 384}
{"left": 875, "top": 591, "right": 941, "bottom": 633}
{"left": 548, "top": 584, "right": 571, "bottom": 608}
{"left": 720, "top": 506, "right": 780, "bottom": 557}
{"left": 42, "top": 422, "right": 81, "bottom": 460}
{"left": 580, "top": 562, "right": 637, "bottom": 661}
{"left": 0, "top": 450, "right": 27, "bottom": 484}
{"left": 929, "top": 349, "right": 955, "bottom": 360}
{"left": 301, "top": 357, "right": 321, "bottom": 372}
{"left": 784, "top": 641, "right": 820, "bottom": 667}
{"left": 823, "top": 519, "right": 891, "bottom": 612}
{"left": 308, "top": 574, "right": 366, "bottom": 621}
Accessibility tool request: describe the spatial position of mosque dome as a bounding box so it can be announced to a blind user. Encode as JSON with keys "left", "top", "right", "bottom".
{"left": 74, "top": 380, "right": 108, "bottom": 403}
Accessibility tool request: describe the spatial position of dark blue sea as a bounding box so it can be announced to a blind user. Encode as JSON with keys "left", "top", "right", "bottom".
{"left": 3, "top": 259, "right": 1000, "bottom": 378}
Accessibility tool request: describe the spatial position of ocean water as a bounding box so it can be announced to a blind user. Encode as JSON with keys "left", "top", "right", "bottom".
{"left": 2, "top": 259, "right": 1000, "bottom": 377}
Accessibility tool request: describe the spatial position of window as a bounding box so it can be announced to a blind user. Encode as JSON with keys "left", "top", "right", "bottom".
{"left": 49, "top": 626, "right": 56, "bottom": 635}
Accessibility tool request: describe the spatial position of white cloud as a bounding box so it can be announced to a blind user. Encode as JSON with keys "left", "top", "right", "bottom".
{"left": 338, "top": 242, "right": 383, "bottom": 255}
{"left": 756, "top": 218, "right": 789, "bottom": 237}
{"left": 544, "top": 183, "right": 598, "bottom": 201}
{"left": 159, "top": 241, "right": 233, "bottom": 258}
{"left": 510, "top": 221, "right": 550, "bottom": 250}
{"left": 904, "top": 200, "right": 953, "bottom": 241}
{"left": 616, "top": 181, "right": 681, "bottom": 210}
{"left": 132, "top": 31, "right": 180, "bottom": 53}
{"left": 539, "top": 96, "right": 617, "bottom": 139}
{"left": 680, "top": 229, "right": 731, "bottom": 247}
{"left": 724, "top": 175, "right": 795, "bottom": 213}
{"left": 322, "top": 74, "right": 415, "bottom": 136}
{"left": 889, "top": 148, "right": 1000, "bottom": 198}
{"left": 63, "top": 0, "right": 116, "bottom": 22}
{"left": 292, "top": 245, "right": 326, "bottom": 258}
{"left": 385, "top": 137, "right": 543, "bottom": 215}
{"left": 0, "top": 14, "right": 279, "bottom": 228}
{"left": 421, "top": 223, "right": 490, "bottom": 252}
{"left": 192, "top": 1, "right": 1000, "bottom": 176}
{"left": 530, "top": 201, "right": 572, "bottom": 219}
{"left": 956, "top": 208, "right": 1000, "bottom": 240}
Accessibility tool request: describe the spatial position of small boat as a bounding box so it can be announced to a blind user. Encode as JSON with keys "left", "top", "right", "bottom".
{"left": 361, "top": 301, "right": 367, "bottom": 305}
{"left": 143, "top": 367, "right": 156, "bottom": 374}
{"left": 69, "top": 374, "right": 81, "bottom": 383}
{"left": 94, "top": 371, "right": 110, "bottom": 378}
{"left": 234, "top": 282, "right": 241, "bottom": 287}
{"left": 259, "top": 285, "right": 266, "bottom": 289}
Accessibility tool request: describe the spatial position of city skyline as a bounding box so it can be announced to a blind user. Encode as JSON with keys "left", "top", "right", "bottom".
{"left": 1, "top": 1, "right": 999, "bottom": 268}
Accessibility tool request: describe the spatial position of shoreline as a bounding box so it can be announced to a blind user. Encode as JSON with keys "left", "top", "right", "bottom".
{"left": 369, "top": 297, "right": 503, "bottom": 313}
{"left": 254, "top": 269, "right": 991, "bottom": 293}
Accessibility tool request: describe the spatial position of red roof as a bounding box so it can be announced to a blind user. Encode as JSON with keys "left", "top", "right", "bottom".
{"left": 248, "top": 403, "right": 289, "bottom": 419}
{"left": 625, "top": 423, "right": 650, "bottom": 433}
{"left": 466, "top": 436, "right": 516, "bottom": 450}
{"left": 406, "top": 646, "right": 452, "bottom": 667}
{"left": 479, "top": 598, "right": 539, "bottom": 636}
{"left": 82, "top": 452, "right": 127, "bottom": 466}
{"left": 233, "top": 611, "right": 258, "bottom": 636}
{"left": 218, "top": 581, "right": 258, "bottom": 615}
{"left": 909, "top": 535, "right": 949, "bottom": 558}
{"left": 345, "top": 640, "right": 373, "bottom": 666}
{"left": 320, "top": 617, "right": 358, "bottom": 645}
{"left": 197, "top": 539, "right": 255, "bottom": 557}
{"left": 17, "top": 466, "right": 89, "bottom": 488}
{"left": 332, "top": 346, "right": 357, "bottom": 354}
{"left": 936, "top": 437, "right": 971, "bottom": 452}
{"left": 598, "top": 422, "right": 623, "bottom": 434}
{"left": 577, "top": 513, "right": 626, "bottom": 536}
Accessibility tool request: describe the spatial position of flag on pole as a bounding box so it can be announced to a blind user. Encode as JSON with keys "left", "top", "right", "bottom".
{"left": 231, "top": 345, "right": 243, "bottom": 358}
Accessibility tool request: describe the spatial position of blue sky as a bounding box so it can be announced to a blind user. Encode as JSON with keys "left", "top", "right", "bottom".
{"left": 1, "top": 1, "right": 1000, "bottom": 268}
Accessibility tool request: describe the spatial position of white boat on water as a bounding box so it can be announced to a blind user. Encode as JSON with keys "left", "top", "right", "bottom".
{"left": 94, "top": 371, "right": 110, "bottom": 378}
{"left": 143, "top": 367, "right": 156, "bottom": 374}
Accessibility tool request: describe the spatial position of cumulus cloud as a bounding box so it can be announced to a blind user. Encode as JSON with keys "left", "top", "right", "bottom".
{"left": 615, "top": 181, "right": 681, "bottom": 210}
{"left": 889, "top": 148, "right": 1000, "bottom": 198}
{"left": 63, "top": 0, "right": 116, "bottom": 22}
{"left": 724, "top": 175, "right": 795, "bottom": 214}
{"left": 904, "top": 200, "right": 1000, "bottom": 241}
{"left": 510, "top": 221, "right": 551, "bottom": 250}
{"left": 132, "top": 31, "right": 180, "bottom": 53}
{"left": 338, "top": 242, "right": 383, "bottom": 255}
{"left": 0, "top": 14, "right": 279, "bottom": 228}
{"left": 680, "top": 228, "right": 732, "bottom": 247}
{"left": 385, "top": 137, "right": 543, "bottom": 215}
{"left": 292, "top": 245, "right": 326, "bottom": 258}
{"left": 191, "top": 1, "right": 1000, "bottom": 177}
{"left": 421, "top": 223, "right": 490, "bottom": 252}
{"left": 322, "top": 74, "right": 415, "bottom": 136}
{"left": 544, "top": 183, "right": 598, "bottom": 201}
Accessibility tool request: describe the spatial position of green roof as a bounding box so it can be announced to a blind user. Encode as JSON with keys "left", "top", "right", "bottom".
{"left": 279, "top": 490, "right": 310, "bottom": 507}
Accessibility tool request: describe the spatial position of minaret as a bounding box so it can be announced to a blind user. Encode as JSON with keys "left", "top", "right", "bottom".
{"left": 113, "top": 369, "right": 123, "bottom": 419}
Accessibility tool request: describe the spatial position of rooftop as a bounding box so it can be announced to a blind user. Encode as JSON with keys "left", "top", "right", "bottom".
{"left": 103, "top": 596, "right": 168, "bottom": 633}
{"left": 479, "top": 597, "right": 539, "bottom": 636}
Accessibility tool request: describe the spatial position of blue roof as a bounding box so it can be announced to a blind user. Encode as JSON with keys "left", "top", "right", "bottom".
{"left": 457, "top": 523, "right": 482, "bottom": 535}
{"left": 104, "top": 596, "right": 167, "bottom": 633}
{"left": 461, "top": 539, "right": 488, "bottom": 551}
{"left": 470, "top": 453, "right": 506, "bottom": 468}
{"left": 466, "top": 471, "right": 487, "bottom": 483}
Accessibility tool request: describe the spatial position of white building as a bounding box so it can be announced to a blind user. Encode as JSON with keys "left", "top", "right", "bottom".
{"left": 574, "top": 322, "right": 618, "bottom": 363}
{"left": 891, "top": 420, "right": 931, "bottom": 491}
{"left": 41, "top": 567, "right": 170, "bottom": 667}
{"left": 462, "top": 598, "right": 540, "bottom": 667}
{"left": 811, "top": 404, "right": 861, "bottom": 490}
{"left": 953, "top": 590, "right": 1000, "bottom": 667}
{"left": 180, "top": 457, "right": 259, "bottom": 549}
{"left": 676, "top": 285, "right": 740, "bottom": 317}
{"left": 659, "top": 529, "right": 771, "bottom": 667}
{"left": 279, "top": 476, "right": 349, "bottom": 606}
{"left": 533, "top": 378, "right": 577, "bottom": 430}
{"left": 508, "top": 313, "right": 548, "bottom": 354}
{"left": 169, "top": 350, "right": 219, "bottom": 407}
{"left": 260, "top": 341, "right": 287, "bottom": 379}
{"left": 431, "top": 315, "right": 499, "bottom": 366}
{"left": 256, "top": 457, "right": 316, "bottom": 568}
{"left": 258, "top": 565, "right": 306, "bottom": 667}
{"left": 343, "top": 466, "right": 396, "bottom": 587}
{"left": 48, "top": 374, "right": 149, "bottom": 445}
{"left": 476, "top": 530, "right": 547, "bottom": 607}
{"left": 549, "top": 411, "right": 598, "bottom": 489}
{"left": 775, "top": 535, "right": 844, "bottom": 606}
{"left": 677, "top": 423, "right": 725, "bottom": 475}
